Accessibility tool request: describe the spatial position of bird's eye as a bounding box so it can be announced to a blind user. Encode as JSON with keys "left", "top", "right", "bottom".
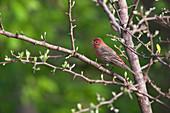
{"left": 95, "top": 41, "right": 99, "bottom": 44}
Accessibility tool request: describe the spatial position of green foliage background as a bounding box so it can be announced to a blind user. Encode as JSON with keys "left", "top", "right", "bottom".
{"left": 0, "top": 0, "right": 169, "bottom": 113}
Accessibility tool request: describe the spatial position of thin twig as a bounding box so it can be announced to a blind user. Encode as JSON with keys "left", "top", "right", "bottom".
{"left": 134, "top": 89, "right": 170, "bottom": 109}
{"left": 114, "top": 45, "right": 128, "bottom": 60}
{"left": 141, "top": 58, "right": 161, "bottom": 70}
{"left": 159, "top": 38, "right": 170, "bottom": 43}
{"left": 0, "top": 55, "right": 69, "bottom": 65}
{"left": 75, "top": 92, "right": 124, "bottom": 113}
{"left": 160, "top": 17, "right": 170, "bottom": 28}
{"left": 97, "top": 0, "right": 121, "bottom": 34}
{"left": 0, "top": 29, "right": 127, "bottom": 82}
{"left": 108, "top": 0, "right": 122, "bottom": 25}
{"left": 1, "top": 57, "right": 126, "bottom": 86}
{"left": 109, "top": 34, "right": 170, "bottom": 68}
{"left": 0, "top": 18, "right": 4, "bottom": 30}
{"left": 126, "top": 0, "right": 140, "bottom": 28}
{"left": 125, "top": 29, "right": 152, "bottom": 53}
{"left": 156, "top": 57, "right": 170, "bottom": 68}
{"left": 108, "top": 34, "right": 150, "bottom": 59}
{"left": 68, "top": 0, "right": 76, "bottom": 51}
{"left": 146, "top": 76, "right": 170, "bottom": 99}
{"left": 132, "top": 16, "right": 170, "bottom": 34}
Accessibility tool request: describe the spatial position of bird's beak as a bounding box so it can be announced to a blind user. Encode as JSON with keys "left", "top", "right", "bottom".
{"left": 91, "top": 41, "right": 94, "bottom": 45}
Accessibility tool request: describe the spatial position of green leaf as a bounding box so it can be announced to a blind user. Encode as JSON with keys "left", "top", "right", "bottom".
{"left": 114, "top": 109, "right": 119, "bottom": 113}
{"left": 124, "top": 87, "right": 128, "bottom": 92}
{"left": 101, "top": 97, "right": 105, "bottom": 102}
{"left": 44, "top": 32, "right": 46, "bottom": 37}
{"left": 140, "top": 6, "right": 143, "bottom": 11}
{"left": 36, "top": 67, "right": 41, "bottom": 70}
{"left": 101, "top": 74, "right": 104, "bottom": 80}
{"left": 43, "top": 56, "right": 48, "bottom": 62}
{"left": 18, "top": 52, "right": 24, "bottom": 60}
{"left": 77, "top": 103, "right": 82, "bottom": 110}
{"left": 65, "top": 55, "right": 71, "bottom": 59}
{"left": 120, "top": 87, "right": 123, "bottom": 91}
{"left": 124, "top": 71, "right": 127, "bottom": 78}
{"left": 156, "top": 44, "right": 161, "bottom": 53}
{"left": 33, "top": 57, "right": 37, "bottom": 63}
{"left": 146, "top": 41, "right": 151, "bottom": 48}
{"left": 40, "top": 55, "right": 44, "bottom": 62}
{"left": 90, "top": 102, "right": 95, "bottom": 107}
{"left": 154, "top": 30, "right": 159, "bottom": 36}
{"left": 95, "top": 108, "right": 99, "bottom": 113}
{"left": 112, "top": 91, "right": 116, "bottom": 96}
{"left": 90, "top": 110, "right": 94, "bottom": 113}
{"left": 10, "top": 50, "right": 14, "bottom": 55}
{"left": 26, "top": 50, "right": 30, "bottom": 61}
{"left": 110, "top": 106, "right": 114, "bottom": 111}
{"left": 43, "top": 49, "right": 49, "bottom": 62}
{"left": 129, "top": 80, "right": 133, "bottom": 84}
{"left": 41, "top": 35, "right": 43, "bottom": 40}
{"left": 133, "top": 11, "right": 138, "bottom": 14}
{"left": 135, "top": 43, "right": 142, "bottom": 51}
{"left": 145, "top": 11, "right": 150, "bottom": 16}
{"left": 81, "top": 71, "right": 84, "bottom": 75}
{"left": 76, "top": 47, "right": 79, "bottom": 52}
{"left": 45, "top": 49, "right": 50, "bottom": 56}
{"left": 62, "top": 61, "right": 68, "bottom": 68}
{"left": 5, "top": 55, "right": 11, "bottom": 61}
{"left": 66, "top": 63, "right": 70, "bottom": 68}
{"left": 120, "top": 38, "right": 125, "bottom": 43}
{"left": 71, "top": 109, "right": 76, "bottom": 113}
{"left": 113, "top": 76, "right": 117, "bottom": 79}
{"left": 69, "top": 64, "right": 75, "bottom": 70}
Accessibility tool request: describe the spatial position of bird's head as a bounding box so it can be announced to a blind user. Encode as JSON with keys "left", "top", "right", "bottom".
{"left": 91, "top": 38, "right": 106, "bottom": 49}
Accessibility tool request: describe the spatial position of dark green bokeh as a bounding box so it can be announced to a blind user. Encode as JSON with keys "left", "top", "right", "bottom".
{"left": 0, "top": 0, "right": 169, "bottom": 113}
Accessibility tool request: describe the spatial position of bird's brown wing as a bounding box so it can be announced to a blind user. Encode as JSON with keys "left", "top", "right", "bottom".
{"left": 97, "top": 45, "right": 125, "bottom": 66}
{"left": 97, "top": 45, "right": 137, "bottom": 75}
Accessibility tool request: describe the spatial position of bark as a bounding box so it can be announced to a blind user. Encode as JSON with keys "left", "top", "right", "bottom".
{"left": 117, "top": 0, "right": 153, "bottom": 113}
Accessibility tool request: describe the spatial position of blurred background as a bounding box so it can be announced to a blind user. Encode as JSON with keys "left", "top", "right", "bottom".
{"left": 0, "top": 0, "right": 169, "bottom": 113}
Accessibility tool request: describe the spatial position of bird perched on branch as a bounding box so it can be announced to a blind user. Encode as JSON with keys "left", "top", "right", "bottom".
{"left": 91, "top": 37, "right": 136, "bottom": 75}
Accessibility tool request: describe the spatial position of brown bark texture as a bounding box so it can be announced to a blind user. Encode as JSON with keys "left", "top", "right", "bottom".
{"left": 117, "top": 0, "right": 153, "bottom": 113}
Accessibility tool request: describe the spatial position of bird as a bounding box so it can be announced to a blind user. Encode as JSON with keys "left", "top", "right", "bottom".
{"left": 91, "top": 37, "right": 136, "bottom": 75}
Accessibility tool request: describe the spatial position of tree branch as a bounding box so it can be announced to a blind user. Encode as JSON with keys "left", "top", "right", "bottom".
{"left": 135, "top": 89, "right": 170, "bottom": 109}
{"left": 126, "top": 0, "right": 140, "bottom": 28}
{"left": 108, "top": 0, "right": 122, "bottom": 25}
{"left": 97, "top": 0, "right": 121, "bottom": 34}
{"left": 1, "top": 56, "right": 126, "bottom": 87}
{"left": 146, "top": 76, "right": 170, "bottom": 99}
{"left": 75, "top": 92, "right": 124, "bottom": 113}
{"left": 117, "top": 0, "right": 153, "bottom": 112}
{"left": 67, "top": 0, "right": 76, "bottom": 51}
{"left": 0, "top": 29, "right": 126, "bottom": 83}
{"left": 0, "top": 18, "right": 4, "bottom": 30}
{"left": 132, "top": 16, "right": 170, "bottom": 34}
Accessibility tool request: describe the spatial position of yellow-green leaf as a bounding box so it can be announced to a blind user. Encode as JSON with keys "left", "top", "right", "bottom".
{"left": 156, "top": 44, "right": 161, "bottom": 53}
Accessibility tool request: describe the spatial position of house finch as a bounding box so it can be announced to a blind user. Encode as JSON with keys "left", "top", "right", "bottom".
{"left": 91, "top": 38, "right": 136, "bottom": 75}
